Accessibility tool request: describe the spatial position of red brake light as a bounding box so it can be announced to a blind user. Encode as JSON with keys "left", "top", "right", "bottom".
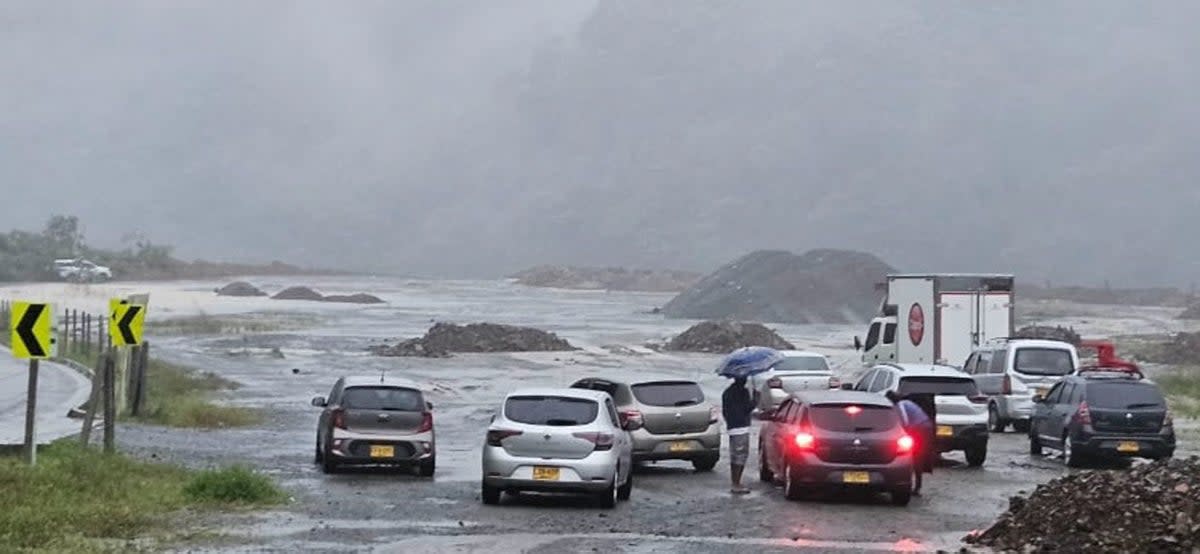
{"left": 845, "top": 405, "right": 862, "bottom": 415}
{"left": 1074, "top": 401, "right": 1092, "bottom": 425}
{"left": 793, "top": 432, "right": 815, "bottom": 449}
{"left": 573, "top": 432, "right": 614, "bottom": 451}
{"left": 486, "top": 429, "right": 522, "bottom": 446}
{"left": 417, "top": 412, "right": 433, "bottom": 433}
{"left": 331, "top": 408, "right": 346, "bottom": 430}
{"left": 897, "top": 434, "right": 914, "bottom": 453}
{"left": 1002, "top": 375, "right": 1012, "bottom": 395}
{"left": 767, "top": 377, "right": 783, "bottom": 389}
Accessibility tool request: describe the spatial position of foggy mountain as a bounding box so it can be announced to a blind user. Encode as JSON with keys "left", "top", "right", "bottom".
{"left": 4, "top": 2, "right": 1199, "bottom": 285}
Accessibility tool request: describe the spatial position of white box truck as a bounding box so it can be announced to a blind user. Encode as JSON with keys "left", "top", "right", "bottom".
{"left": 857, "top": 274, "right": 1014, "bottom": 367}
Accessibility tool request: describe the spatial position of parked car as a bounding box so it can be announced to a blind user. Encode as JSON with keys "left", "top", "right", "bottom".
{"left": 570, "top": 376, "right": 720, "bottom": 471}
{"left": 747, "top": 350, "right": 838, "bottom": 412}
{"left": 311, "top": 376, "right": 435, "bottom": 476}
{"left": 1029, "top": 370, "right": 1175, "bottom": 466}
{"left": 757, "top": 390, "right": 916, "bottom": 506}
{"left": 53, "top": 258, "right": 113, "bottom": 282}
{"left": 852, "top": 363, "right": 990, "bottom": 466}
{"left": 962, "top": 338, "right": 1080, "bottom": 433}
{"left": 482, "top": 388, "right": 636, "bottom": 508}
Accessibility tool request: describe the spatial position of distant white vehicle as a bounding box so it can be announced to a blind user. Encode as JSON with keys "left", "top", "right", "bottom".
{"left": 748, "top": 350, "right": 838, "bottom": 412}
{"left": 53, "top": 258, "right": 112, "bottom": 282}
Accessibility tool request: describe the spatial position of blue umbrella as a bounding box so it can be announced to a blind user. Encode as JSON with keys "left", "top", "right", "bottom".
{"left": 715, "top": 346, "right": 784, "bottom": 378}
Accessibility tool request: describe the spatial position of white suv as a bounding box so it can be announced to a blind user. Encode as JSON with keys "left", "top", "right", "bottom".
{"left": 53, "top": 258, "right": 113, "bottom": 282}
{"left": 961, "top": 339, "right": 1079, "bottom": 433}
{"left": 851, "top": 363, "right": 990, "bottom": 466}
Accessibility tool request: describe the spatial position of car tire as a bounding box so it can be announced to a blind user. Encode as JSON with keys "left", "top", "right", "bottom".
{"left": 1064, "top": 433, "right": 1084, "bottom": 468}
{"left": 988, "top": 405, "right": 1007, "bottom": 433}
{"left": 314, "top": 437, "right": 323, "bottom": 464}
{"left": 597, "top": 474, "right": 618, "bottom": 509}
{"left": 418, "top": 456, "right": 436, "bottom": 477}
{"left": 692, "top": 454, "right": 718, "bottom": 473}
{"left": 965, "top": 443, "right": 987, "bottom": 467}
{"left": 1012, "top": 420, "right": 1031, "bottom": 433}
{"left": 1029, "top": 430, "right": 1043, "bottom": 457}
{"left": 481, "top": 482, "right": 501, "bottom": 505}
{"left": 758, "top": 445, "right": 775, "bottom": 483}
{"left": 892, "top": 469, "right": 915, "bottom": 506}
{"left": 783, "top": 462, "right": 805, "bottom": 501}
{"left": 617, "top": 467, "right": 633, "bottom": 501}
{"left": 321, "top": 452, "right": 339, "bottom": 474}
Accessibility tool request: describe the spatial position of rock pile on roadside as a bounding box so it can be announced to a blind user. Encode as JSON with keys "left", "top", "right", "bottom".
{"left": 967, "top": 457, "right": 1200, "bottom": 553}
{"left": 321, "top": 293, "right": 385, "bottom": 304}
{"left": 272, "top": 286, "right": 325, "bottom": 301}
{"left": 1015, "top": 325, "right": 1081, "bottom": 345}
{"left": 665, "top": 321, "right": 795, "bottom": 353}
{"left": 370, "top": 322, "right": 577, "bottom": 357}
{"left": 215, "top": 281, "right": 267, "bottom": 297}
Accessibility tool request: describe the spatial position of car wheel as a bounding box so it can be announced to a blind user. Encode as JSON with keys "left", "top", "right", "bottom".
{"left": 1029, "top": 429, "right": 1043, "bottom": 457}
{"left": 758, "top": 445, "right": 774, "bottom": 483}
{"left": 481, "top": 482, "right": 501, "bottom": 505}
{"left": 321, "top": 451, "right": 339, "bottom": 474}
{"left": 597, "top": 473, "right": 618, "bottom": 509}
{"left": 891, "top": 470, "right": 915, "bottom": 506}
{"left": 1064, "top": 433, "right": 1084, "bottom": 468}
{"left": 988, "top": 405, "right": 1007, "bottom": 433}
{"left": 314, "top": 436, "right": 323, "bottom": 464}
{"left": 692, "top": 454, "right": 718, "bottom": 473}
{"left": 418, "top": 455, "right": 436, "bottom": 477}
{"left": 784, "top": 462, "right": 805, "bottom": 501}
{"left": 965, "top": 443, "right": 987, "bottom": 467}
{"left": 1011, "top": 420, "right": 1031, "bottom": 433}
{"left": 617, "top": 467, "right": 633, "bottom": 501}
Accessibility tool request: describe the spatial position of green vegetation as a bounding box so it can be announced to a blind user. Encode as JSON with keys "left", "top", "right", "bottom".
{"left": 1158, "top": 368, "right": 1200, "bottom": 418}
{"left": 153, "top": 312, "right": 319, "bottom": 336}
{"left": 135, "top": 358, "right": 260, "bottom": 429}
{"left": 0, "top": 442, "right": 283, "bottom": 552}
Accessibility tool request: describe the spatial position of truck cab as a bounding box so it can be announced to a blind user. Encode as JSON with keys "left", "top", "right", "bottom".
{"left": 860, "top": 315, "right": 899, "bottom": 365}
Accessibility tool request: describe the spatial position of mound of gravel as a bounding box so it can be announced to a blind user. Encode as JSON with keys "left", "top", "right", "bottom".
{"left": 370, "top": 322, "right": 577, "bottom": 357}
{"left": 215, "top": 281, "right": 267, "bottom": 297}
{"left": 271, "top": 286, "right": 325, "bottom": 301}
{"left": 665, "top": 321, "right": 795, "bottom": 353}
{"left": 322, "top": 293, "right": 385, "bottom": 304}
{"left": 967, "top": 457, "right": 1200, "bottom": 553}
{"left": 1015, "top": 325, "right": 1081, "bottom": 345}
{"left": 662, "top": 249, "right": 895, "bottom": 324}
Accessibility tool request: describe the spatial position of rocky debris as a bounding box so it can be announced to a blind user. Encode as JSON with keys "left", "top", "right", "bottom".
{"left": 665, "top": 321, "right": 795, "bottom": 353}
{"left": 215, "top": 281, "right": 267, "bottom": 297}
{"left": 322, "top": 293, "right": 385, "bottom": 304}
{"left": 967, "top": 457, "right": 1200, "bottom": 553}
{"left": 1179, "top": 304, "right": 1200, "bottom": 319}
{"left": 370, "top": 322, "right": 577, "bottom": 357}
{"left": 1014, "top": 325, "right": 1081, "bottom": 345}
{"left": 511, "top": 265, "right": 701, "bottom": 292}
{"left": 271, "top": 286, "right": 325, "bottom": 301}
{"left": 661, "top": 249, "right": 895, "bottom": 324}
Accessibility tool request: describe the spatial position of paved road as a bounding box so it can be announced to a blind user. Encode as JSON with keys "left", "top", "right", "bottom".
{"left": 0, "top": 349, "right": 91, "bottom": 445}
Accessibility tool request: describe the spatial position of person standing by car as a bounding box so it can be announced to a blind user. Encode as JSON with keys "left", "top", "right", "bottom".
{"left": 887, "top": 390, "right": 932, "bottom": 494}
{"left": 722, "top": 376, "right": 755, "bottom": 494}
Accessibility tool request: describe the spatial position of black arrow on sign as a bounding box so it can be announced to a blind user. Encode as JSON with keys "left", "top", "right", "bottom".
{"left": 17, "top": 304, "right": 46, "bottom": 357}
{"left": 117, "top": 305, "right": 141, "bottom": 345}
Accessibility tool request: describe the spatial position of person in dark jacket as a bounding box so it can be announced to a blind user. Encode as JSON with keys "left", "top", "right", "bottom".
{"left": 887, "top": 390, "right": 934, "bottom": 494}
{"left": 722, "top": 376, "right": 755, "bottom": 494}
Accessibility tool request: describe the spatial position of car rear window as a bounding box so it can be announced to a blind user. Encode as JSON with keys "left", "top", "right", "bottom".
{"left": 631, "top": 381, "right": 705, "bottom": 407}
{"left": 772, "top": 357, "right": 830, "bottom": 372}
{"left": 505, "top": 396, "right": 599, "bottom": 426}
{"left": 896, "top": 377, "right": 979, "bottom": 396}
{"left": 1014, "top": 348, "right": 1075, "bottom": 376}
{"left": 1086, "top": 383, "right": 1166, "bottom": 409}
{"left": 809, "top": 405, "right": 899, "bottom": 432}
{"left": 342, "top": 387, "right": 424, "bottom": 411}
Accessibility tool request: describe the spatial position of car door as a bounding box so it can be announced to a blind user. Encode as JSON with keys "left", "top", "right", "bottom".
{"left": 768, "top": 400, "right": 796, "bottom": 474}
{"left": 605, "top": 398, "right": 631, "bottom": 483}
{"left": 319, "top": 379, "right": 344, "bottom": 447}
{"left": 1038, "top": 382, "right": 1068, "bottom": 445}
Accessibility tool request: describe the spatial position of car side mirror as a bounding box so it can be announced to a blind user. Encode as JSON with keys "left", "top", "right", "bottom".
{"left": 426, "top": 401, "right": 434, "bottom": 411}
{"left": 854, "top": 336, "right": 863, "bottom": 351}
{"left": 311, "top": 396, "right": 327, "bottom": 408}
{"left": 840, "top": 383, "right": 855, "bottom": 391}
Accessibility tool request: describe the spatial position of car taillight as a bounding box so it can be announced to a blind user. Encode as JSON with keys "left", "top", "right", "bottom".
{"left": 620, "top": 410, "right": 644, "bottom": 427}
{"left": 1002, "top": 375, "right": 1012, "bottom": 395}
{"left": 828, "top": 376, "right": 841, "bottom": 389}
{"left": 897, "top": 434, "right": 914, "bottom": 453}
{"left": 573, "top": 432, "right": 614, "bottom": 451}
{"left": 486, "top": 429, "right": 522, "bottom": 446}
{"left": 767, "top": 377, "right": 783, "bottom": 389}
{"left": 708, "top": 406, "right": 719, "bottom": 424}
{"left": 1074, "top": 401, "right": 1092, "bottom": 425}
{"left": 845, "top": 405, "right": 862, "bottom": 415}
{"left": 331, "top": 409, "right": 346, "bottom": 430}
{"left": 793, "top": 432, "right": 815, "bottom": 450}
{"left": 417, "top": 412, "right": 433, "bottom": 433}
{"left": 968, "top": 394, "right": 989, "bottom": 404}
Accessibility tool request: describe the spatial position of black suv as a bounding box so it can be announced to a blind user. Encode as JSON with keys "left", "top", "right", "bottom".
{"left": 1029, "top": 370, "right": 1175, "bottom": 466}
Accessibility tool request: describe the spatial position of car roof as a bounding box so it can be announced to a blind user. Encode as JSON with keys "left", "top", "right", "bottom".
{"left": 791, "top": 390, "right": 893, "bottom": 407}
{"left": 873, "top": 363, "right": 969, "bottom": 377}
{"left": 506, "top": 387, "right": 609, "bottom": 402}
{"left": 984, "top": 338, "right": 1077, "bottom": 350}
{"left": 342, "top": 375, "right": 422, "bottom": 389}
{"left": 777, "top": 350, "right": 827, "bottom": 358}
{"left": 573, "top": 375, "right": 699, "bottom": 387}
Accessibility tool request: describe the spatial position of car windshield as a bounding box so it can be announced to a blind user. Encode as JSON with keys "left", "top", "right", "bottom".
{"left": 809, "top": 404, "right": 898, "bottom": 432}
{"left": 896, "top": 377, "right": 979, "bottom": 396}
{"left": 342, "top": 386, "right": 424, "bottom": 411}
{"left": 631, "top": 381, "right": 704, "bottom": 407}
{"left": 1086, "top": 383, "right": 1166, "bottom": 409}
{"left": 505, "top": 396, "right": 598, "bottom": 426}
{"left": 1014, "top": 348, "right": 1074, "bottom": 376}
{"left": 772, "top": 356, "right": 830, "bottom": 372}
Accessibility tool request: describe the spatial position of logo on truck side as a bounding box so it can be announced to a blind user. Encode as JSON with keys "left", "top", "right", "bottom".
{"left": 908, "top": 303, "right": 925, "bottom": 346}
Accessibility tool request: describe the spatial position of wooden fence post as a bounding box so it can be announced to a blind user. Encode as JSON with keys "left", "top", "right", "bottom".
{"left": 79, "top": 357, "right": 103, "bottom": 446}
{"left": 102, "top": 351, "right": 116, "bottom": 453}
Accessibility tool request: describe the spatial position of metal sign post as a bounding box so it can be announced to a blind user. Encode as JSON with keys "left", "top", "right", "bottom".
{"left": 10, "top": 301, "right": 54, "bottom": 466}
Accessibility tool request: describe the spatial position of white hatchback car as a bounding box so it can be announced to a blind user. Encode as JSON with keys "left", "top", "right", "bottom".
{"left": 749, "top": 350, "right": 837, "bottom": 412}
{"left": 482, "top": 388, "right": 636, "bottom": 508}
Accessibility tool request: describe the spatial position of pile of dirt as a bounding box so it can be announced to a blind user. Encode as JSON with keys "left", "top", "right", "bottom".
{"left": 511, "top": 265, "right": 701, "bottom": 292}
{"left": 1179, "top": 304, "right": 1200, "bottom": 319}
{"left": 1014, "top": 325, "right": 1081, "bottom": 345}
{"left": 322, "top": 293, "right": 385, "bottom": 304}
{"left": 370, "top": 322, "right": 577, "bottom": 357}
{"left": 271, "top": 286, "right": 325, "bottom": 301}
{"left": 661, "top": 249, "right": 895, "bottom": 324}
{"left": 214, "top": 281, "right": 267, "bottom": 297}
{"left": 665, "top": 321, "right": 795, "bottom": 353}
{"left": 967, "top": 457, "right": 1200, "bottom": 553}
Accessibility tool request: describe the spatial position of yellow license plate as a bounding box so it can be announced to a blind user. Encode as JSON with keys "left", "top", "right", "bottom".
{"left": 533, "top": 466, "right": 560, "bottom": 481}
{"left": 369, "top": 445, "right": 394, "bottom": 458}
{"left": 1117, "top": 441, "right": 1139, "bottom": 453}
{"left": 936, "top": 425, "right": 953, "bottom": 437}
{"left": 842, "top": 471, "right": 870, "bottom": 484}
{"left": 669, "top": 441, "right": 693, "bottom": 452}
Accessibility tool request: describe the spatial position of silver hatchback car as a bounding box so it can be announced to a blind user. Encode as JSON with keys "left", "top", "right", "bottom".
{"left": 312, "top": 376, "right": 435, "bottom": 476}
{"left": 482, "top": 388, "right": 637, "bottom": 508}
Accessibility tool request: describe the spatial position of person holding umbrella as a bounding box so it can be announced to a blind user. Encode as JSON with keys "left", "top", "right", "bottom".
{"left": 886, "top": 390, "right": 933, "bottom": 494}
{"left": 716, "top": 346, "right": 784, "bottom": 495}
